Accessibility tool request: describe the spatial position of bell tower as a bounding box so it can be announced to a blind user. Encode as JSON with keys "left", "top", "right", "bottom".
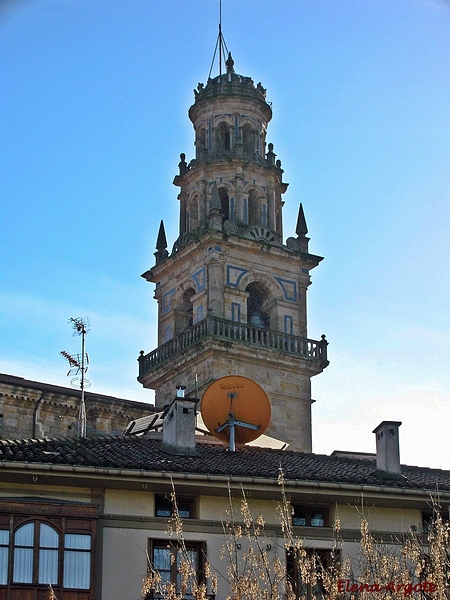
{"left": 138, "top": 53, "right": 328, "bottom": 452}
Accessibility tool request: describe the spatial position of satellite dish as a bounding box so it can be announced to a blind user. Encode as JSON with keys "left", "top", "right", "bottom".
{"left": 201, "top": 376, "right": 271, "bottom": 448}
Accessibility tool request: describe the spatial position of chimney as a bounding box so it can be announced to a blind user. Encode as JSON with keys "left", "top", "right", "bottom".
{"left": 372, "top": 421, "right": 402, "bottom": 475}
{"left": 161, "top": 386, "right": 199, "bottom": 456}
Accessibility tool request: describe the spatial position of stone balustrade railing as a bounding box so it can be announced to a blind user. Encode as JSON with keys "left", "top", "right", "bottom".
{"left": 138, "top": 316, "right": 328, "bottom": 380}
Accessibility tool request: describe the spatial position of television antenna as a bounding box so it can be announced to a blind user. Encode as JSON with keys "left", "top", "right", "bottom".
{"left": 60, "top": 317, "right": 90, "bottom": 438}
{"left": 201, "top": 376, "right": 271, "bottom": 451}
{"left": 208, "top": 0, "right": 231, "bottom": 80}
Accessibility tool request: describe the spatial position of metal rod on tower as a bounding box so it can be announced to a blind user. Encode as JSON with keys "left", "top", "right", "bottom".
{"left": 219, "top": 0, "right": 222, "bottom": 78}
{"left": 61, "top": 317, "right": 90, "bottom": 438}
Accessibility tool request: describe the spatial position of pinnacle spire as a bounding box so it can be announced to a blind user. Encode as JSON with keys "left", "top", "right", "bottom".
{"left": 156, "top": 220, "right": 167, "bottom": 250}
{"left": 210, "top": 182, "right": 222, "bottom": 212}
{"left": 155, "top": 220, "right": 169, "bottom": 265}
{"left": 296, "top": 204, "right": 308, "bottom": 237}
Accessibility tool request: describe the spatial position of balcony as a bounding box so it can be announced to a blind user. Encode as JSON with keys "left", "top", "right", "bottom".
{"left": 138, "top": 316, "right": 328, "bottom": 381}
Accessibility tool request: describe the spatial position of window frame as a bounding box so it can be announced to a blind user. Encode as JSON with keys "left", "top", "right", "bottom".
{"left": 0, "top": 500, "right": 97, "bottom": 600}
{"left": 146, "top": 539, "right": 206, "bottom": 599}
{"left": 287, "top": 547, "right": 339, "bottom": 600}
{"left": 291, "top": 505, "right": 329, "bottom": 528}
{"left": 154, "top": 494, "right": 196, "bottom": 519}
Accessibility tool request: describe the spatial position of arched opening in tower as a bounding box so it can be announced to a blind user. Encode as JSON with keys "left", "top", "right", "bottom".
{"left": 248, "top": 189, "right": 262, "bottom": 226}
{"left": 215, "top": 121, "right": 230, "bottom": 153}
{"left": 187, "top": 195, "right": 199, "bottom": 232}
{"left": 218, "top": 187, "right": 230, "bottom": 221}
{"left": 196, "top": 128, "right": 207, "bottom": 160}
{"left": 246, "top": 282, "right": 270, "bottom": 329}
{"left": 242, "top": 123, "right": 256, "bottom": 156}
{"left": 174, "top": 288, "right": 195, "bottom": 334}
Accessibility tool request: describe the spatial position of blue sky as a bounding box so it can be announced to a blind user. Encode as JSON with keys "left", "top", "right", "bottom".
{"left": 1, "top": 0, "right": 450, "bottom": 467}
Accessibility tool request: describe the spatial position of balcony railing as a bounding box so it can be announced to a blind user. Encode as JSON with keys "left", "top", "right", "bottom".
{"left": 138, "top": 316, "right": 328, "bottom": 380}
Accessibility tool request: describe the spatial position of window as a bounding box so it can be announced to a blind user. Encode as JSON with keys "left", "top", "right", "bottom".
{"left": 174, "top": 288, "right": 195, "bottom": 335}
{"left": 146, "top": 539, "right": 206, "bottom": 599}
{"left": 246, "top": 282, "right": 269, "bottom": 329}
{"left": 422, "top": 510, "right": 448, "bottom": 534}
{"left": 218, "top": 188, "right": 230, "bottom": 221}
{"left": 155, "top": 495, "right": 196, "bottom": 519}
{"left": 0, "top": 530, "right": 9, "bottom": 585}
{"left": 8, "top": 522, "right": 92, "bottom": 590}
{"left": 214, "top": 122, "right": 230, "bottom": 153}
{"left": 64, "top": 533, "right": 92, "bottom": 589}
{"left": 287, "top": 548, "right": 338, "bottom": 600}
{"left": 292, "top": 506, "right": 328, "bottom": 527}
{"left": 0, "top": 502, "right": 96, "bottom": 599}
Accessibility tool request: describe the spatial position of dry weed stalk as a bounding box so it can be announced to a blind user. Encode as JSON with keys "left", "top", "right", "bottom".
{"left": 142, "top": 478, "right": 450, "bottom": 600}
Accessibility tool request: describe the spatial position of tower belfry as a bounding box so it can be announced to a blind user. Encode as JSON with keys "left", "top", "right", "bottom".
{"left": 138, "top": 49, "right": 328, "bottom": 452}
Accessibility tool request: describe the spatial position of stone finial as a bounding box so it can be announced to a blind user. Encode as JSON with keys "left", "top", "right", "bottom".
{"left": 226, "top": 52, "right": 235, "bottom": 74}
{"left": 296, "top": 204, "right": 308, "bottom": 237}
{"left": 266, "top": 142, "right": 276, "bottom": 166}
{"left": 178, "top": 153, "right": 189, "bottom": 176}
{"left": 154, "top": 220, "right": 169, "bottom": 265}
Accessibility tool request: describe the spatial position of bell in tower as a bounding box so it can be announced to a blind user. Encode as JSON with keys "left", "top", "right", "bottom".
{"left": 138, "top": 50, "right": 328, "bottom": 452}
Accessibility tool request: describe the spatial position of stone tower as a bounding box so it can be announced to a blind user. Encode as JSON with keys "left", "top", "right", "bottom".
{"left": 138, "top": 54, "right": 328, "bottom": 451}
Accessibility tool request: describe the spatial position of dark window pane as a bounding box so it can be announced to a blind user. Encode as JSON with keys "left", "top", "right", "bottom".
{"left": 311, "top": 513, "right": 324, "bottom": 527}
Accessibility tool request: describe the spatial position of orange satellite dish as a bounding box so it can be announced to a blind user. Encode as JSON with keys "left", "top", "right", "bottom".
{"left": 201, "top": 376, "right": 271, "bottom": 447}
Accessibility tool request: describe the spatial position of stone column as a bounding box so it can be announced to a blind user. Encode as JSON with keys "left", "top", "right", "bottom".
{"left": 207, "top": 259, "right": 225, "bottom": 316}
{"left": 198, "top": 179, "right": 207, "bottom": 226}
{"left": 178, "top": 192, "right": 187, "bottom": 234}
{"left": 267, "top": 184, "right": 275, "bottom": 231}
{"left": 235, "top": 168, "right": 244, "bottom": 222}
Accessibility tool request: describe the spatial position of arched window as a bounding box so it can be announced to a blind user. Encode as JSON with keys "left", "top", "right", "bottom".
{"left": 187, "top": 196, "right": 199, "bottom": 232}
{"left": 242, "top": 123, "right": 256, "bottom": 156}
{"left": 214, "top": 122, "right": 230, "bottom": 153}
{"left": 174, "top": 288, "right": 195, "bottom": 335}
{"left": 218, "top": 188, "right": 230, "bottom": 221}
{"left": 196, "top": 128, "right": 207, "bottom": 159}
{"left": 3, "top": 521, "right": 92, "bottom": 593}
{"left": 13, "top": 522, "right": 59, "bottom": 585}
{"left": 246, "top": 282, "right": 270, "bottom": 329}
{"left": 248, "top": 189, "right": 261, "bottom": 226}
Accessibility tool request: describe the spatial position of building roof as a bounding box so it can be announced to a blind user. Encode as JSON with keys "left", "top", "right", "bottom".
{"left": 1, "top": 435, "right": 449, "bottom": 493}
{"left": 0, "top": 373, "right": 154, "bottom": 411}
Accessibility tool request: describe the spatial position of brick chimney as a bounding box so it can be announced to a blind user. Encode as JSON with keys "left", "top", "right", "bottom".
{"left": 372, "top": 421, "right": 402, "bottom": 475}
{"left": 161, "top": 387, "right": 199, "bottom": 456}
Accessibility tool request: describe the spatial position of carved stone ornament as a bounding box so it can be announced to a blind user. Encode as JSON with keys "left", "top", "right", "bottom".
{"left": 248, "top": 226, "right": 280, "bottom": 245}
{"left": 172, "top": 232, "right": 194, "bottom": 253}
{"left": 223, "top": 219, "right": 239, "bottom": 235}
{"left": 286, "top": 237, "right": 300, "bottom": 251}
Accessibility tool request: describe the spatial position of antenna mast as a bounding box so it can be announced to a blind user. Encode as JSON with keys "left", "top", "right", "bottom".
{"left": 61, "top": 317, "right": 90, "bottom": 438}
{"left": 208, "top": 0, "right": 230, "bottom": 80}
{"left": 219, "top": 0, "right": 222, "bottom": 77}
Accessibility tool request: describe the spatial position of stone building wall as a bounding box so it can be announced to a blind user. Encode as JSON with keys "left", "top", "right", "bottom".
{"left": 0, "top": 373, "right": 155, "bottom": 440}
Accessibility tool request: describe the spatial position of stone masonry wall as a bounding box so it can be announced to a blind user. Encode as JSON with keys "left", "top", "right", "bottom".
{"left": 0, "top": 374, "right": 155, "bottom": 440}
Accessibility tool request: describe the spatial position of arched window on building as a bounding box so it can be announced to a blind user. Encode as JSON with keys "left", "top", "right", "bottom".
{"left": 218, "top": 188, "right": 230, "bottom": 221}
{"left": 187, "top": 196, "right": 199, "bottom": 232}
{"left": 196, "top": 128, "right": 207, "bottom": 160}
{"left": 248, "top": 189, "right": 262, "bottom": 227}
{"left": 214, "top": 121, "right": 230, "bottom": 153}
{"left": 246, "top": 282, "right": 270, "bottom": 329}
{"left": 242, "top": 123, "right": 257, "bottom": 156}
{"left": 276, "top": 206, "right": 282, "bottom": 235}
{"left": 174, "top": 288, "right": 195, "bottom": 335}
{"left": 1, "top": 519, "right": 93, "bottom": 597}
